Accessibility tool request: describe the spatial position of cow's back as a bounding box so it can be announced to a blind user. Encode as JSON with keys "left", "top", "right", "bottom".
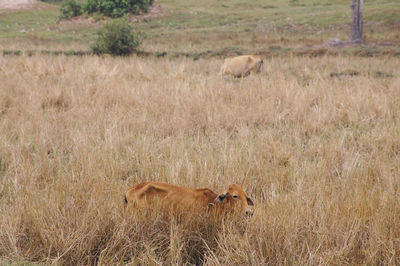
{"left": 125, "top": 182, "right": 218, "bottom": 213}
{"left": 221, "top": 56, "right": 247, "bottom": 77}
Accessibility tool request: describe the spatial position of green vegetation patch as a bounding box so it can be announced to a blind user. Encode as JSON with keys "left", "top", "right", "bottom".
{"left": 91, "top": 18, "right": 143, "bottom": 55}
{"left": 58, "top": 0, "right": 83, "bottom": 20}
{"left": 86, "top": 0, "right": 154, "bottom": 17}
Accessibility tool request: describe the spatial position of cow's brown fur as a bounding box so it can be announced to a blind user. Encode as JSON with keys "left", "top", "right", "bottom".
{"left": 220, "top": 55, "right": 263, "bottom": 78}
{"left": 124, "top": 182, "right": 254, "bottom": 217}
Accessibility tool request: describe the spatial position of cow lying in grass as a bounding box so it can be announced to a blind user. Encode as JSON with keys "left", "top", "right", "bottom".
{"left": 220, "top": 55, "right": 263, "bottom": 79}
{"left": 124, "top": 182, "right": 254, "bottom": 218}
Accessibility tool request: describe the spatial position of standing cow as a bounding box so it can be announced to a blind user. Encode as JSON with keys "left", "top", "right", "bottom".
{"left": 220, "top": 55, "right": 263, "bottom": 78}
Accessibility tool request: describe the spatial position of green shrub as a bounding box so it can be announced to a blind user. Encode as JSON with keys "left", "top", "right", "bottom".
{"left": 40, "top": 0, "right": 64, "bottom": 2}
{"left": 58, "top": 0, "right": 83, "bottom": 20}
{"left": 91, "top": 18, "right": 143, "bottom": 56}
{"left": 3, "top": 50, "right": 22, "bottom": 56}
{"left": 84, "top": 0, "right": 154, "bottom": 18}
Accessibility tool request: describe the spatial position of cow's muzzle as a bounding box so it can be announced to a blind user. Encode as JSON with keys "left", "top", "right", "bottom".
{"left": 215, "top": 194, "right": 227, "bottom": 203}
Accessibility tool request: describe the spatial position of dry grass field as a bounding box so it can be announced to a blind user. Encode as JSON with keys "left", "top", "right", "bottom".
{"left": 0, "top": 54, "right": 399, "bottom": 264}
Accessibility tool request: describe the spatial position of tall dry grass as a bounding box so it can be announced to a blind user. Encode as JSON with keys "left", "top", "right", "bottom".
{"left": 0, "top": 54, "right": 399, "bottom": 264}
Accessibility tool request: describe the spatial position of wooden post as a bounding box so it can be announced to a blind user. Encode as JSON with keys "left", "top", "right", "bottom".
{"left": 350, "top": 0, "right": 364, "bottom": 43}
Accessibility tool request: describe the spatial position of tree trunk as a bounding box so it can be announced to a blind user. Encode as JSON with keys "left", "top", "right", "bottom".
{"left": 350, "top": 0, "right": 364, "bottom": 43}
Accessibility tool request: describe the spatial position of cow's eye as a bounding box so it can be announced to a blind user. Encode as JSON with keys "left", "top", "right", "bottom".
{"left": 233, "top": 195, "right": 238, "bottom": 199}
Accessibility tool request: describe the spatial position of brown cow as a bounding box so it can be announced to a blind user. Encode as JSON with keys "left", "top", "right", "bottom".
{"left": 124, "top": 182, "right": 254, "bottom": 217}
{"left": 220, "top": 55, "right": 263, "bottom": 78}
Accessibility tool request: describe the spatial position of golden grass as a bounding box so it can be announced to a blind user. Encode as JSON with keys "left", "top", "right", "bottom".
{"left": 0, "top": 54, "right": 399, "bottom": 264}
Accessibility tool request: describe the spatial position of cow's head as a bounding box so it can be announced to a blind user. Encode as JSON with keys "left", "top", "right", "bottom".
{"left": 215, "top": 184, "right": 254, "bottom": 217}
{"left": 250, "top": 55, "right": 263, "bottom": 74}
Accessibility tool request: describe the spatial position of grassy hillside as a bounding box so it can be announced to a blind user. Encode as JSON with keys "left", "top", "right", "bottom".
{"left": 0, "top": 0, "right": 399, "bottom": 52}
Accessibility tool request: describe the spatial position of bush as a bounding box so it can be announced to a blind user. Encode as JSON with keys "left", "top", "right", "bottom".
{"left": 91, "top": 18, "right": 143, "bottom": 56}
{"left": 40, "top": 0, "right": 64, "bottom": 2}
{"left": 84, "top": 0, "right": 154, "bottom": 18}
{"left": 58, "top": 0, "right": 83, "bottom": 20}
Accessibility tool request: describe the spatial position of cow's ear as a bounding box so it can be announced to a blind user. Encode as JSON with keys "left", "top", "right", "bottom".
{"left": 247, "top": 57, "right": 252, "bottom": 62}
{"left": 247, "top": 197, "right": 254, "bottom": 206}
